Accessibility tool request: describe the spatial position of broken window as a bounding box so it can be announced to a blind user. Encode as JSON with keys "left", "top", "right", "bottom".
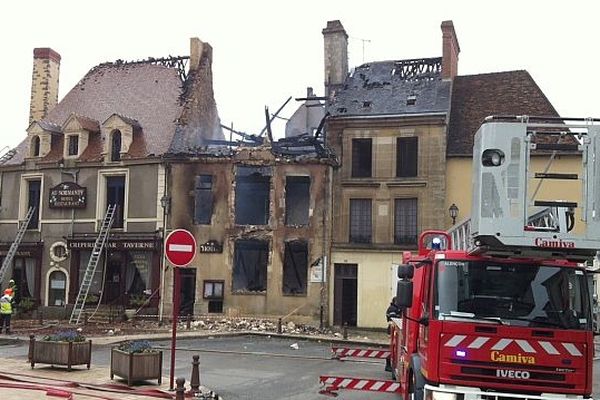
{"left": 394, "top": 198, "right": 418, "bottom": 245}
{"left": 396, "top": 137, "right": 418, "bottom": 177}
{"left": 285, "top": 176, "right": 310, "bottom": 226}
{"left": 282, "top": 240, "right": 308, "bottom": 295}
{"left": 194, "top": 175, "right": 213, "bottom": 225}
{"left": 235, "top": 166, "right": 271, "bottom": 225}
{"left": 349, "top": 199, "right": 372, "bottom": 243}
{"left": 233, "top": 239, "right": 268, "bottom": 293}
{"left": 351, "top": 139, "right": 372, "bottom": 178}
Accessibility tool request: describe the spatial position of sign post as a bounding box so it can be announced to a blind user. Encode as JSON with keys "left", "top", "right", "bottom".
{"left": 164, "top": 229, "right": 196, "bottom": 390}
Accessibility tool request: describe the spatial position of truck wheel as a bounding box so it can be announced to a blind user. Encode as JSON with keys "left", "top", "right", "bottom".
{"left": 408, "top": 357, "right": 425, "bottom": 400}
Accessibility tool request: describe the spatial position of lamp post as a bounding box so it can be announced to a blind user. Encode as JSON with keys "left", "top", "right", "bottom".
{"left": 158, "top": 195, "right": 171, "bottom": 326}
{"left": 449, "top": 203, "right": 459, "bottom": 225}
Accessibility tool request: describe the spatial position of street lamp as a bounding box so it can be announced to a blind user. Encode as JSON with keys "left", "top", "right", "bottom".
{"left": 449, "top": 203, "right": 459, "bottom": 225}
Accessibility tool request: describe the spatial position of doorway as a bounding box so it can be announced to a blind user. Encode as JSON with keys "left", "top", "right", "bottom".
{"left": 179, "top": 268, "right": 196, "bottom": 316}
{"left": 103, "top": 252, "right": 123, "bottom": 304}
{"left": 334, "top": 263, "right": 358, "bottom": 326}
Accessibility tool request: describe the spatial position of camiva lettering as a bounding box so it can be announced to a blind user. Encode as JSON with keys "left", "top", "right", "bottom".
{"left": 534, "top": 237, "right": 575, "bottom": 248}
{"left": 490, "top": 351, "right": 535, "bottom": 364}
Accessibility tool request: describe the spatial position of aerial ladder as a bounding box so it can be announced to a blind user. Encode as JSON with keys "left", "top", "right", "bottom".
{"left": 69, "top": 204, "right": 116, "bottom": 324}
{"left": 0, "top": 207, "right": 36, "bottom": 286}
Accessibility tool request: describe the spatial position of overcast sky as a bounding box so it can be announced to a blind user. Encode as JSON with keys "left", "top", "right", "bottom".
{"left": 1, "top": 1, "right": 598, "bottom": 149}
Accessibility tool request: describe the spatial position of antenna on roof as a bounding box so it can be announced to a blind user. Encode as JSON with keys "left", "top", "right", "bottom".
{"left": 351, "top": 36, "right": 371, "bottom": 63}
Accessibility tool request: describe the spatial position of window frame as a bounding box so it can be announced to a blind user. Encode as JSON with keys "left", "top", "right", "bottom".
{"left": 67, "top": 134, "right": 79, "bottom": 157}
{"left": 349, "top": 198, "right": 372, "bottom": 244}
{"left": 394, "top": 197, "right": 418, "bottom": 245}
{"left": 351, "top": 138, "right": 373, "bottom": 178}
{"left": 396, "top": 136, "right": 418, "bottom": 178}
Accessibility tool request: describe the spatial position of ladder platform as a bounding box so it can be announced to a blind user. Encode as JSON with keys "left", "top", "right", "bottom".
{"left": 533, "top": 200, "right": 577, "bottom": 208}
{"left": 533, "top": 143, "right": 580, "bottom": 152}
{"left": 534, "top": 172, "right": 578, "bottom": 180}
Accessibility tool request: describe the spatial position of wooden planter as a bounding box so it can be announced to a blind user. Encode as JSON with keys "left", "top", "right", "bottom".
{"left": 28, "top": 335, "right": 92, "bottom": 370}
{"left": 110, "top": 348, "right": 163, "bottom": 386}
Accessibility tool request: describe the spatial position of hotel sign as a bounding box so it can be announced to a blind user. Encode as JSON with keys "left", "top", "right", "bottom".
{"left": 199, "top": 240, "right": 223, "bottom": 253}
{"left": 49, "top": 182, "right": 87, "bottom": 209}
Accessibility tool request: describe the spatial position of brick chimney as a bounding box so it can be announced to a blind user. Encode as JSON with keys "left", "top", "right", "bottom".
{"left": 441, "top": 20, "right": 460, "bottom": 80}
{"left": 29, "top": 48, "right": 61, "bottom": 124}
{"left": 323, "top": 20, "right": 348, "bottom": 98}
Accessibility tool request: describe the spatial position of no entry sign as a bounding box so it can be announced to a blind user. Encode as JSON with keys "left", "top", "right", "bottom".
{"left": 164, "top": 229, "right": 196, "bottom": 267}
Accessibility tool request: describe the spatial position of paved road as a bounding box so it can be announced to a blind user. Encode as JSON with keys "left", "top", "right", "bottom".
{"left": 1, "top": 336, "right": 599, "bottom": 399}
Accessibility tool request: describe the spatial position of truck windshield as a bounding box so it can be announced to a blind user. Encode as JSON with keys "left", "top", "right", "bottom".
{"left": 434, "top": 261, "right": 591, "bottom": 330}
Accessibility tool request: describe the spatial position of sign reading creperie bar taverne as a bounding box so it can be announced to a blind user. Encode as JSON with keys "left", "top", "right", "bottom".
{"left": 49, "top": 182, "right": 87, "bottom": 208}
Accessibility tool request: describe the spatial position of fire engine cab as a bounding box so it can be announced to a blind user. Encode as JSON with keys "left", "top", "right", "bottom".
{"left": 392, "top": 116, "right": 599, "bottom": 400}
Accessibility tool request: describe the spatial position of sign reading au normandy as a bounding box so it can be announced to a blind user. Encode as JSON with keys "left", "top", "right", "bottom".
{"left": 49, "top": 182, "right": 87, "bottom": 209}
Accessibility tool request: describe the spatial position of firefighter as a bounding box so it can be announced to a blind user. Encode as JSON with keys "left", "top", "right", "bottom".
{"left": 0, "top": 288, "right": 13, "bottom": 334}
{"left": 385, "top": 297, "right": 401, "bottom": 372}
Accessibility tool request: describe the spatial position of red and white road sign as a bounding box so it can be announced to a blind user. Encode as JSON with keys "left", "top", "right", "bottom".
{"left": 164, "top": 229, "right": 196, "bottom": 267}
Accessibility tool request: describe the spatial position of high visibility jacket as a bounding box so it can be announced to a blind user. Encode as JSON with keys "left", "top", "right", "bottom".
{"left": 0, "top": 295, "right": 12, "bottom": 314}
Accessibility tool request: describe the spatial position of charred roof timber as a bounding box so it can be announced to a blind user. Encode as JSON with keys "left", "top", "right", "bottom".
{"left": 392, "top": 57, "right": 442, "bottom": 81}
{"left": 98, "top": 56, "right": 190, "bottom": 82}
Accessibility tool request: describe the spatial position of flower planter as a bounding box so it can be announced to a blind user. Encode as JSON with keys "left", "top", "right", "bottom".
{"left": 28, "top": 335, "right": 92, "bottom": 370}
{"left": 110, "top": 348, "right": 163, "bottom": 386}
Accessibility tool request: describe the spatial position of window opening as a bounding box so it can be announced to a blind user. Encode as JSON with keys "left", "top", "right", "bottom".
{"left": 68, "top": 135, "right": 79, "bottom": 156}
{"left": 194, "top": 175, "right": 213, "bottom": 224}
{"left": 106, "top": 175, "right": 125, "bottom": 228}
{"left": 282, "top": 240, "right": 308, "bottom": 295}
{"left": 32, "top": 136, "right": 40, "bottom": 157}
{"left": 351, "top": 139, "right": 372, "bottom": 178}
{"left": 204, "top": 280, "right": 224, "bottom": 313}
{"left": 27, "top": 179, "right": 41, "bottom": 229}
{"left": 232, "top": 239, "right": 268, "bottom": 293}
{"left": 110, "top": 130, "right": 122, "bottom": 161}
{"left": 395, "top": 198, "right": 418, "bottom": 245}
{"left": 349, "top": 199, "right": 372, "bottom": 243}
{"left": 235, "top": 166, "right": 271, "bottom": 225}
{"left": 396, "top": 137, "right": 418, "bottom": 177}
{"left": 285, "top": 176, "right": 310, "bottom": 226}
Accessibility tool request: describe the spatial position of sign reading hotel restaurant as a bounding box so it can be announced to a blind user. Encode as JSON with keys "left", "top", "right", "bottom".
{"left": 198, "top": 240, "right": 223, "bottom": 253}
{"left": 49, "top": 182, "right": 87, "bottom": 208}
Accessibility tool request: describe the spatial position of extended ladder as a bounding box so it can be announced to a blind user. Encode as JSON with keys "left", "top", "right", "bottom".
{"left": 0, "top": 206, "right": 35, "bottom": 285}
{"left": 69, "top": 204, "right": 116, "bottom": 325}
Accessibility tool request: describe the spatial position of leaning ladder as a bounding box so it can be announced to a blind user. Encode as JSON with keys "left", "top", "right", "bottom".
{"left": 0, "top": 206, "right": 36, "bottom": 285}
{"left": 69, "top": 204, "right": 117, "bottom": 325}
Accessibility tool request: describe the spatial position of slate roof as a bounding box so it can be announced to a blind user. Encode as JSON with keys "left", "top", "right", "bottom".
{"left": 7, "top": 61, "right": 184, "bottom": 165}
{"left": 447, "top": 70, "right": 560, "bottom": 156}
{"left": 328, "top": 57, "right": 451, "bottom": 117}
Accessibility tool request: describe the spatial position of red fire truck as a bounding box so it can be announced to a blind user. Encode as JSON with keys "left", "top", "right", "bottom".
{"left": 321, "top": 116, "right": 599, "bottom": 399}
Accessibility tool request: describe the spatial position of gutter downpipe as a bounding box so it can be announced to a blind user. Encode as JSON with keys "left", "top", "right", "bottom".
{"left": 158, "top": 162, "right": 170, "bottom": 325}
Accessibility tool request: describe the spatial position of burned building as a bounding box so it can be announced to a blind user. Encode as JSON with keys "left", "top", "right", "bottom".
{"left": 164, "top": 114, "right": 336, "bottom": 321}
{"left": 0, "top": 39, "right": 220, "bottom": 318}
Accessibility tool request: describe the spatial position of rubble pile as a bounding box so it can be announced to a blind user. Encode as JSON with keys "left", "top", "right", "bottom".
{"left": 182, "top": 317, "right": 327, "bottom": 336}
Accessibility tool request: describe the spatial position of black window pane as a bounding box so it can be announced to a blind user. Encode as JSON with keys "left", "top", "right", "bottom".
{"left": 349, "top": 199, "right": 372, "bottom": 243}
{"left": 235, "top": 167, "right": 271, "bottom": 225}
{"left": 106, "top": 176, "right": 125, "bottom": 228}
{"left": 111, "top": 131, "right": 121, "bottom": 161}
{"left": 27, "top": 180, "right": 41, "bottom": 229}
{"left": 282, "top": 240, "right": 308, "bottom": 294}
{"left": 68, "top": 136, "right": 79, "bottom": 156}
{"left": 233, "top": 240, "right": 268, "bottom": 292}
{"left": 395, "top": 198, "right": 418, "bottom": 244}
{"left": 396, "top": 137, "right": 418, "bottom": 177}
{"left": 351, "top": 139, "right": 372, "bottom": 178}
{"left": 194, "top": 175, "right": 213, "bottom": 225}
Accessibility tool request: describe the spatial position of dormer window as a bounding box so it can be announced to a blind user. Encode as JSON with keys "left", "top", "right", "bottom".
{"left": 32, "top": 136, "right": 40, "bottom": 157}
{"left": 110, "top": 130, "right": 122, "bottom": 161}
{"left": 67, "top": 135, "right": 79, "bottom": 156}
